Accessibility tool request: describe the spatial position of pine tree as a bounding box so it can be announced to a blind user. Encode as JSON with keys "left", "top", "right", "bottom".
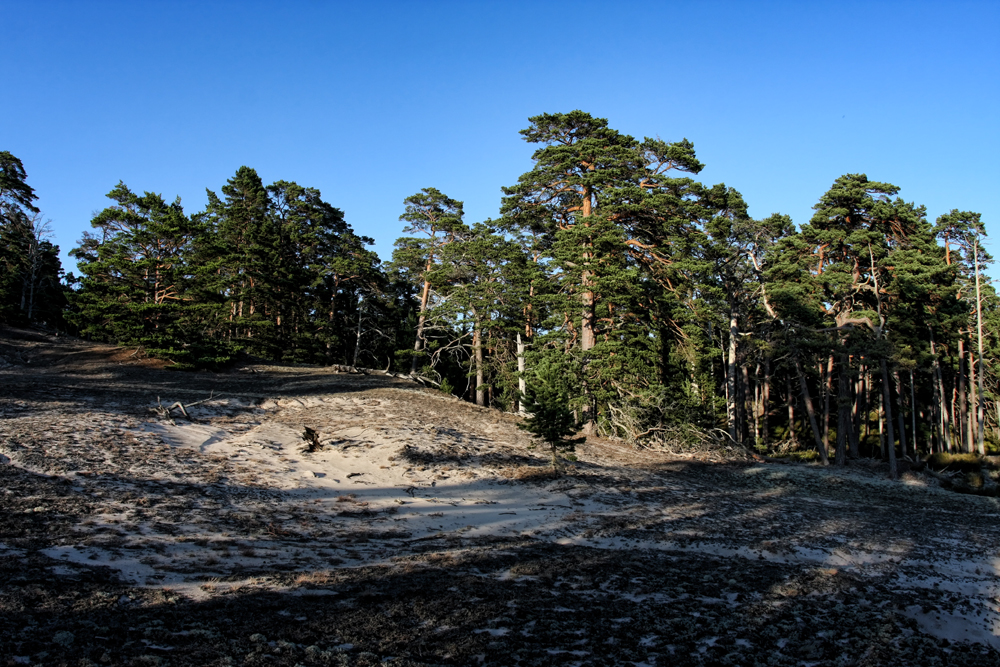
{"left": 71, "top": 182, "right": 206, "bottom": 363}
{"left": 0, "top": 151, "right": 64, "bottom": 326}
{"left": 518, "top": 355, "right": 586, "bottom": 473}
{"left": 502, "top": 111, "right": 708, "bottom": 433}
{"left": 203, "top": 166, "right": 273, "bottom": 354}
{"left": 935, "top": 210, "right": 992, "bottom": 454}
{"left": 391, "top": 188, "right": 469, "bottom": 374}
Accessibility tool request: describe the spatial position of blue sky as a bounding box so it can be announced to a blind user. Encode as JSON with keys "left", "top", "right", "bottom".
{"left": 3, "top": 0, "right": 998, "bottom": 274}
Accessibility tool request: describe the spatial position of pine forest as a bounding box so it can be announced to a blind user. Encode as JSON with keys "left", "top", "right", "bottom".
{"left": 2, "top": 111, "right": 997, "bottom": 479}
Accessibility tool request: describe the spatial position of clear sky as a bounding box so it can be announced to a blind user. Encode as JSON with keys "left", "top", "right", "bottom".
{"left": 3, "top": 0, "right": 998, "bottom": 275}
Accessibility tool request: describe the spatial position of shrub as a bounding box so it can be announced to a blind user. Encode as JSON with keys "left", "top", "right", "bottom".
{"left": 925, "top": 452, "right": 985, "bottom": 473}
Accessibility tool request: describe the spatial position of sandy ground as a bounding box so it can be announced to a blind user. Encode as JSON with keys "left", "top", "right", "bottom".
{"left": 2, "top": 327, "right": 1000, "bottom": 666}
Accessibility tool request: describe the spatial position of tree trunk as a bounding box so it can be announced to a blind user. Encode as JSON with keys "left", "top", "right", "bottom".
{"left": 852, "top": 362, "right": 863, "bottom": 454}
{"left": 794, "top": 356, "right": 828, "bottom": 464}
{"left": 846, "top": 357, "right": 860, "bottom": 458}
{"left": 968, "top": 348, "right": 977, "bottom": 451}
{"left": 741, "top": 363, "right": 751, "bottom": 446}
{"left": 822, "top": 355, "right": 833, "bottom": 458}
{"left": 26, "top": 234, "right": 39, "bottom": 321}
{"left": 880, "top": 357, "right": 899, "bottom": 479}
{"left": 930, "top": 379, "right": 940, "bottom": 454}
{"left": 909, "top": 370, "right": 918, "bottom": 455}
{"left": 975, "top": 241, "right": 987, "bottom": 455}
{"left": 516, "top": 333, "right": 527, "bottom": 415}
{"left": 894, "top": 371, "right": 907, "bottom": 459}
{"left": 762, "top": 358, "right": 771, "bottom": 447}
{"left": 835, "top": 354, "right": 851, "bottom": 465}
{"left": 958, "top": 338, "right": 969, "bottom": 452}
{"left": 473, "top": 313, "right": 485, "bottom": 407}
{"left": 829, "top": 351, "right": 855, "bottom": 462}
{"left": 579, "top": 188, "right": 595, "bottom": 434}
{"left": 878, "top": 388, "right": 885, "bottom": 459}
{"left": 930, "top": 330, "right": 951, "bottom": 452}
{"left": 410, "top": 270, "right": 433, "bottom": 374}
{"left": 786, "top": 375, "right": 796, "bottom": 445}
{"left": 352, "top": 299, "right": 363, "bottom": 368}
{"left": 727, "top": 313, "right": 738, "bottom": 443}
{"left": 753, "top": 363, "right": 761, "bottom": 447}
{"left": 950, "top": 370, "right": 959, "bottom": 452}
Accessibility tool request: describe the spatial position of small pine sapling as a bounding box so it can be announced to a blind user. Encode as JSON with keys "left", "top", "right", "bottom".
{"left": 518, "top": 373, "right": 585, "bottom": 473}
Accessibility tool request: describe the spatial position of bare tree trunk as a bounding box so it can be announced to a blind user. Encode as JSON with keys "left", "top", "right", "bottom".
{"left": 516, "top": 333, "right": 527, "bottom": 415}
{"left": 579, "top": 188, "right": 596, "bottom": 434}
{"left": 26, "top": 227, "right": 40, "bottom": 320}
{"left": 969, "top": 348, "right": 977, "bottom": 451}
{"left": 836, "top": 350, "right": 860, "bottom": 465}
{"left": 894, "top": 371, "right": 908, "bottom": 459}
{"left": 836, "top": 354, "right": 852, "bottom": 465}
{"left": 352, "top": 299, "right": 363, "bottom": 368}
{"left": 909, "top": 370, "right": 918, "bottom": 455}
{"left": 862, "top": 362, "right": 871, "bottom": 441}
{"left": 741, "top": 363, "right": 751, "bottom": 446}
{"left": 786, "top": 375, "right": 796, "bottom": 445}
{"left": 473, "top": 313, "right": 485, "bottom": 407}
{"left": 795, "top": 356, "right": 828, "bottom": 464}
{"left": 975, "top": 241, "right": 987, "bottom": 455}
{"left": 727, "top": 313, "right": 738, "bottom": 443}
{"left": 845, "top": 355, "right": 860, "bottom": 459}
{"left": 930, "top": 330, "right": 951, "bottom": 452}
{"left": 852, "top": 363, "right": 863, "bottom": 450}
{"left": 951, "top": 370, "right": 959, "bottom": 452}
{"left": 822, "top": 355, "right": 833, "bottom": 458}
{"left": 753, "top": 363, "right": 761, "bottom": 447}
{"left": 762, "top": 358, "right": 771, "bottom": 446}
{"left": 958, "top": 338, "right": 969, "bottom": 452}
{"left": 411, "top": 270, "right": 433, "bottom": 374}
{"left": 880, "top": 357, "right": 899, "bottom": 479}
{"left": 878, "top": 390, "right": 885, "bottom": 458}
{"left": 930, "top": 380, "right": 940, "bottom": 454}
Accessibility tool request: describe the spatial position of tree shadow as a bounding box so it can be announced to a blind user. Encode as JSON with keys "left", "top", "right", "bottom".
{"left": 4, "top": 450, "right": 1000, "bottom": 665}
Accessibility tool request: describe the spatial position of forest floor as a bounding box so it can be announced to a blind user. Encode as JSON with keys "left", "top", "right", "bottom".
{"left": 2, "top": 326, "right": 1000, "bottom": 667}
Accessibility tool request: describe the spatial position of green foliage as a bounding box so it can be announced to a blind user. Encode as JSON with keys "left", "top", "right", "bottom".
{"left": 925, "top": 452, "right": 993, "bottom": 473}
{"left": 518, "top": 355, "right": 585, "bottom": 472}
{"left": 0, "top": 151, "right": 67, "bottom": 327}
{"left": 70, "top": 168, "right": 385, "bottom": 369}
{"left": 10, "top": 115, "right": 1000, "bottom": 475}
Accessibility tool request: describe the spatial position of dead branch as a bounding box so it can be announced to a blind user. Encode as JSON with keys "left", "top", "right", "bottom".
{"left": 149, "top": 392, "right": 220, "bottom": 422}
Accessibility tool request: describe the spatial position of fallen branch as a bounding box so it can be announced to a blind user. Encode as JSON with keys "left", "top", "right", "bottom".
{"left": 150, "top": 391, "right": 220, "bottom": 422}
{"left": 409, "top": 374, "right": 441, "bottom": 388}
{"left": 182, "top": 391, "right": 218, "bottom": 409}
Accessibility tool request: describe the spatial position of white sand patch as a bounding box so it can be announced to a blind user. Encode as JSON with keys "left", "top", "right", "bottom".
{"left": 42, "top": 544, "right": 158, "bottom": 584}
{"left": 903, "top": 603, "right": 1000, "bottom": 650}
{"left": 142, "top": 423, "right": 229, "bottom": 451}
{"left": 16, "top": 383, "right": 990, "bottom": 651}
{"left": 0, "top": 542, "right": 26, "bottom": 557}
{"left": 139, "top": 411, "right": 611, "bottom": 542}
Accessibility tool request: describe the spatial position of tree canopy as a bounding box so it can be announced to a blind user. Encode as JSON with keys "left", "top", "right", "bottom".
{"left": 3, "top": 113, "right": 996, "bottom": 475}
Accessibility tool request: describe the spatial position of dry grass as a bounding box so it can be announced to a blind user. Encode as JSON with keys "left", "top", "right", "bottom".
{"left": 506, "top": 465, "right": 560, "bottom": 481}
{"left": 294, "top": 570, "right": 332, "bottom": 586}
